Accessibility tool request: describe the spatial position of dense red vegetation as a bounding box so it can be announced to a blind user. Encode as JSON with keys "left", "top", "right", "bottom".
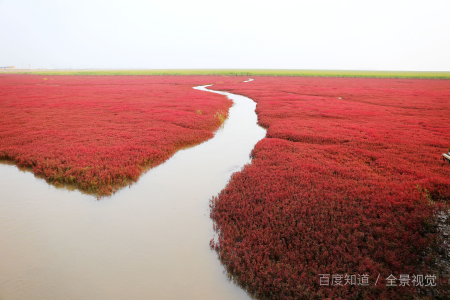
{"left": 209, "top": 77, "right": 450, "bottom": 299}
{"left": 0, "top": 74, "right": 238, "bottom": 196}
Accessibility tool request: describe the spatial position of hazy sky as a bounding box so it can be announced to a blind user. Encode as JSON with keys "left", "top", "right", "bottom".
{"left": 1, "top": 0, "right": 449, "bottom": 70}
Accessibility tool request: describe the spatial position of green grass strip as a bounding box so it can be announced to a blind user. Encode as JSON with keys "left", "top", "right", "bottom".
{"left": 4, "top": 69, "right": 450, "bottom": 79}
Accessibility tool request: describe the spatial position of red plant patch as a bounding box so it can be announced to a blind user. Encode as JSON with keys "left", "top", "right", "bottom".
{"left": 0, "top": 74, "right": 239, "bottom": 196}
{"left": 209, "top": 77, "right": 450, "bottom": 299}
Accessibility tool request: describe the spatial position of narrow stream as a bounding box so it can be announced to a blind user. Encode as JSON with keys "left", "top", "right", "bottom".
{"left": 0, "top": 81, "right": 266, "bottom": 300}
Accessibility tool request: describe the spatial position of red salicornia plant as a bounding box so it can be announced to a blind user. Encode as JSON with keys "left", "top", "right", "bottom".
{"left": 209, "top": 77, "right": 450, "bottom": 299}
{"left": 0, "top": 74, "right": 238, "bottom": 196}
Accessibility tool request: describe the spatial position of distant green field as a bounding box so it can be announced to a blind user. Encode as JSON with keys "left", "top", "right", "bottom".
{"left": 5, "top": 69, "right": 450, "bottom": 79}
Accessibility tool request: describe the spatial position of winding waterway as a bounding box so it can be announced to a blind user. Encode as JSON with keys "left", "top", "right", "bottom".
{"left": 0, "top": 81, "right": 266, "bottom": 300}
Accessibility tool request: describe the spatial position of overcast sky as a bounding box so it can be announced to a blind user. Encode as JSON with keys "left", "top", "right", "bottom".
{"left": 1, "top": 0, "right": 449, "bottom": 71}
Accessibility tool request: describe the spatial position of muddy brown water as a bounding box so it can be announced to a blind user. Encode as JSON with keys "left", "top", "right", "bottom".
{"left": 0, "top": 82, "right": 266, "bottom": 300}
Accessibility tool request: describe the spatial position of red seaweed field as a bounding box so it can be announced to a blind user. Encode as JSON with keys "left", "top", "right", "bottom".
{"left": 0, "top": 74, "right": 238, "bottom": 196}
{"left": 209, "top": 77, "right": 450, "bottom": 299}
